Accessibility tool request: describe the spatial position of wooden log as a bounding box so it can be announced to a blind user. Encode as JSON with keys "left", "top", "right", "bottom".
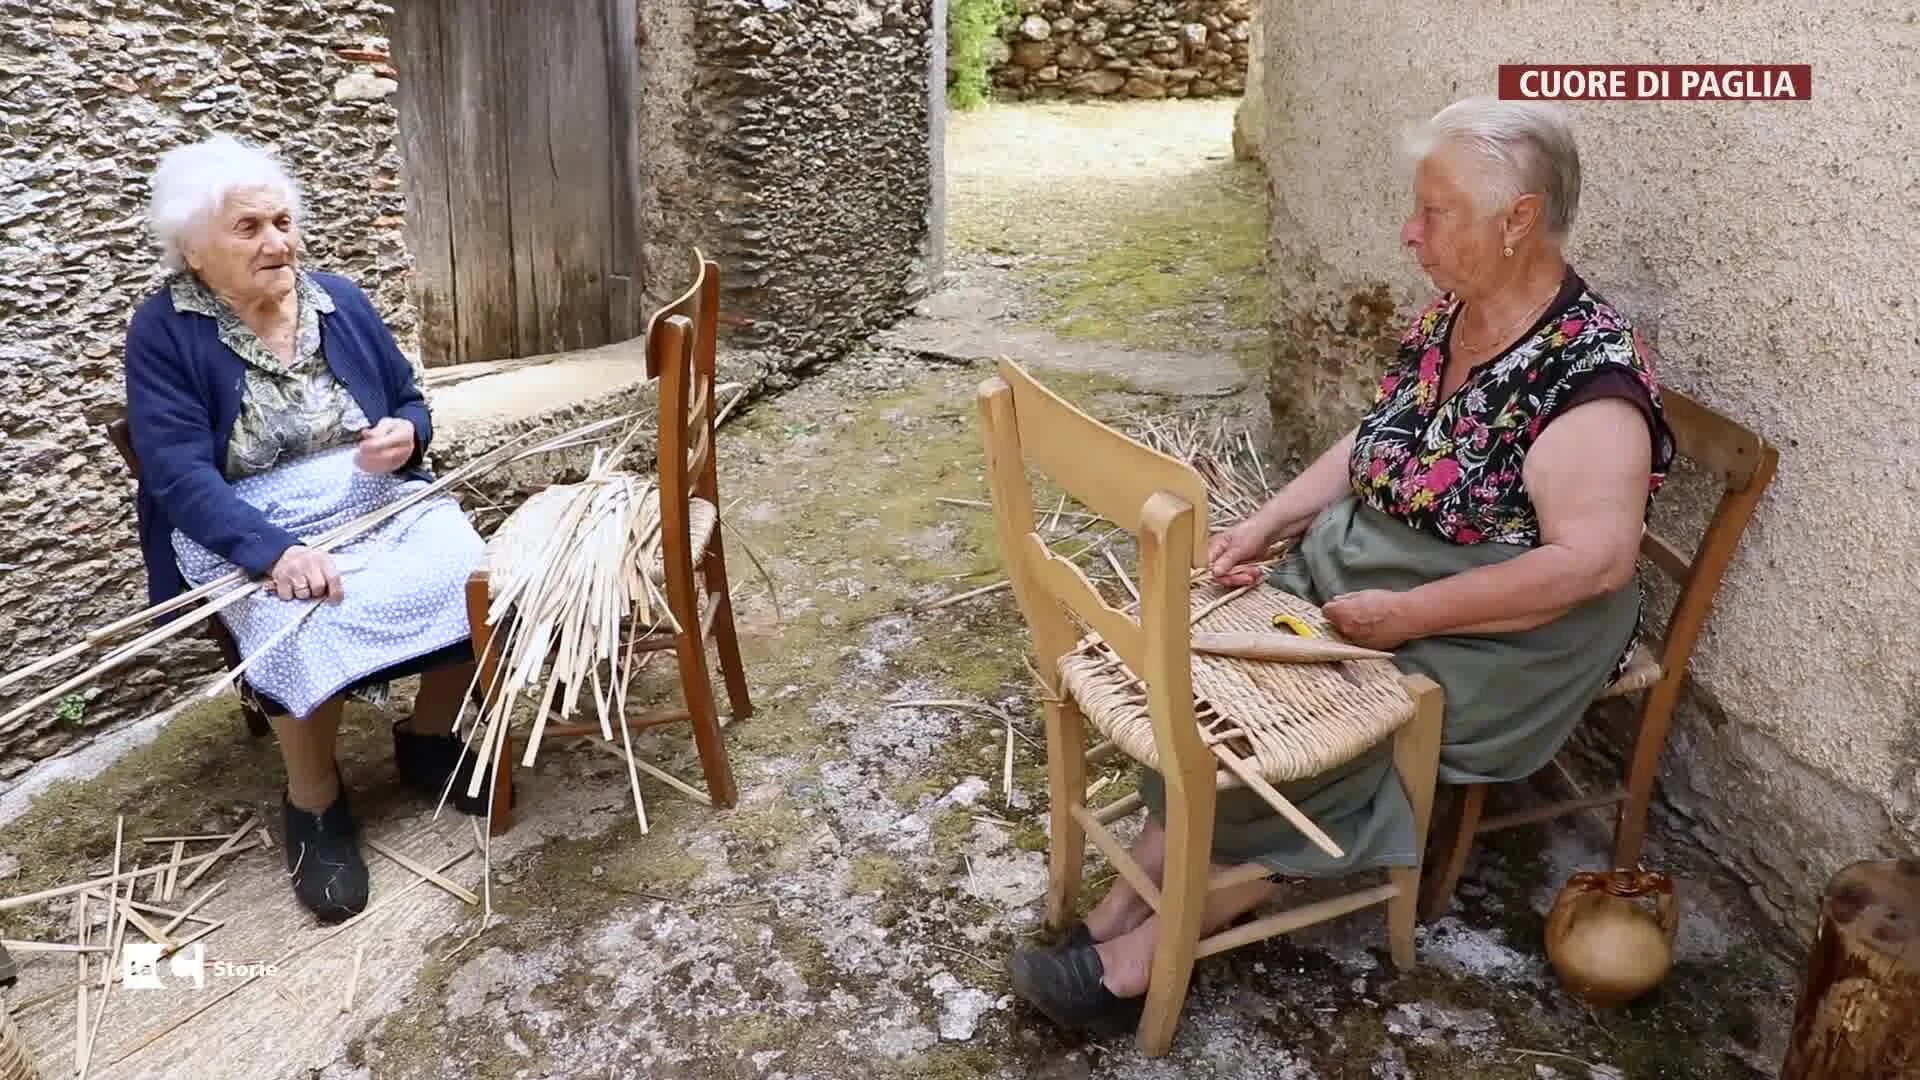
{"left": 1781, "top": 858, "right": 1920, "bottom": 1079}
{"left": 1189, "top": 631, "right": 1393, "bottom": 663}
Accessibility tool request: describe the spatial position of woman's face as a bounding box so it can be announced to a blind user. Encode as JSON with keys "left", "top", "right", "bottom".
{"left": 1400, "top": 148, "right": 1506, "bottom": 296}
{"left": 186, "top": 186, "right": 299, "bottom": 305}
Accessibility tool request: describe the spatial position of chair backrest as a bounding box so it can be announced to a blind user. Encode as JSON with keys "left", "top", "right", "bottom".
{"left": 644, "top": 249, "right": 723, "bottom": 592}
{"left": 1638, "top": 386, "right": 1779, "bottom": 680}
{"left": 976, "top": 357, "right": 1216, "bottom": 787}
{"left": 106, "top": 417, "right": 141, "bottom": 481}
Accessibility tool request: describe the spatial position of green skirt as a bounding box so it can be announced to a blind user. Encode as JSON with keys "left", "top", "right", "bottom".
{"left": 1137, "top": 495, "right": 1638, "bottom": 877}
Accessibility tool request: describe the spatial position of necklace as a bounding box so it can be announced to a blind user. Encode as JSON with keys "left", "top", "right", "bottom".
{"left": 1452, "top": 284, "right": 1559, "bottom": 359}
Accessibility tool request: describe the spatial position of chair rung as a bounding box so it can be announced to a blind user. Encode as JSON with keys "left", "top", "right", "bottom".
{"left": 543, "top": 707, "right": 691, "bottom": 741}
{"left": 1092, "top": 790, "right": 1144, "bottom": 825}
{"left": 1476, "top": 790, "right": 1626, "bottom": 834}
{"left": 1069, "top": 802, "right": 1161, "bottom": 912}
{"left": 1085, "top": 739, "right": 1121, "bottom": 765}
{"left": 1208, "top": 862, "right": 1275, "bottom": 892}
{"left": 1196, "top": 882, "right": 1400, "bottom": 959}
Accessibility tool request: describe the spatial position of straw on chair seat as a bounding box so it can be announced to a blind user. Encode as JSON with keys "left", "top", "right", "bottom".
{"left": 1597, "top": 642, "right": 1662, "bottom": 699}
{"left": 1058, "top": 582, "right": 1416, "bottom": 784}
{"left": 484, "top": 478, "right": 718, "bottom": 591}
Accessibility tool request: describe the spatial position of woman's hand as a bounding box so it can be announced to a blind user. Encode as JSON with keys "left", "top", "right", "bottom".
{"left": 267, "top": 545, "right": 343, "bottom": 603}
{"left": 1323, "top": 589, "right": 1416, "bottom": 650}
{"left": 356, "top": 417, "right": 416, "bottom": 474}
{"left": 1207, "top": 519, "right": 1276, "bottom": 587}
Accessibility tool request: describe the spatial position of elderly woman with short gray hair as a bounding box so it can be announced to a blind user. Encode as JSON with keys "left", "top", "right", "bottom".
{"left": 1011, "top": 97, "right": 1677, "bottom": 1032}
{"left": 125, "top": 135, "right": 493, "bottom": 924}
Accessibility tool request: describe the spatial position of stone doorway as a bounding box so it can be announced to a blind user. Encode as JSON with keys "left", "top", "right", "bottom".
{"left": 388, "top": 0, "right": 644, "bottom": 367}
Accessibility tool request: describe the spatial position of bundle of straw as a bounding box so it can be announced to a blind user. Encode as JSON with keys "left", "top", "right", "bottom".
{"left": 454, "top": 424, "right": 706, "bottom": 836}
{"left": 1129, "top": 413, "right": 1273, "bottom": 526}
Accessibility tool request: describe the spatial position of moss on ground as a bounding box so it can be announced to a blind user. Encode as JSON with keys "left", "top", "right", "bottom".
{"left": 1019, "top": 159, "right": 1268, "bottom": 374}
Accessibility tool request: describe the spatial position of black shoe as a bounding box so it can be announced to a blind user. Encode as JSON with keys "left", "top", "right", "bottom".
{"left": 283, "top": 785, "right": 368, "bottom": 925}
{"left": 392, "top": 718, "right": 510, "bottom": 817}
{"left": 1010, "top": 939, "right": 1144, "bottom": 1036}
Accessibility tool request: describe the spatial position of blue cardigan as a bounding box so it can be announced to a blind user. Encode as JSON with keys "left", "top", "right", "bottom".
{"left": 124, "top": 271, "right": 434, "bottom": 614}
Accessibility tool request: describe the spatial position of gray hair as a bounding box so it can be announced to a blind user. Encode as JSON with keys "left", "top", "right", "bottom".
{"left": 1401, "top": 96, "right": 1581, "bottom": 238}
{"left": 147, "top": 134, "right": 302, "bottom": 271}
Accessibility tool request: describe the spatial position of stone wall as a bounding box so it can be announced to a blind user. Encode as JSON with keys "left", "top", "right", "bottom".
{"left": 991, "top": 0, "right": 1249, "bottom": 102}
{"left": 1256, "top": 0, "right": 1920, "bottom": 940}
{"left": 642, "top": 0, "right": 936, "bottom": 378}
{"left": 0, "top": 0, "right": 408, "bottom": 773}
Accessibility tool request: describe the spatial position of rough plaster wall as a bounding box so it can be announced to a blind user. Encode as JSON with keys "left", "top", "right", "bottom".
{"left": 0, "top": 0, "right": 409, "bottom": 772}
{"left": 1260, "top": 0, "right": 1920, "bottom": 938}
{"left": 992, "top": 0, "right": 1250, "bottom": 101}
{"left": 643, "top": 0, "right": 934, "bottom": 376}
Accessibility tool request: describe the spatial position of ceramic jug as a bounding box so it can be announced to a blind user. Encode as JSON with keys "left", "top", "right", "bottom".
{"left": 1544, "top": 868, "right": 1680, "bottom": 1007}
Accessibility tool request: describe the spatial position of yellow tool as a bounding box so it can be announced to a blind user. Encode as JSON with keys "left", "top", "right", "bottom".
{"left": 1274, "top": 612, "right": 1364, "bottom": 685}
{"left": 1272, "top": 613, "right": 1318, "bottom": 637}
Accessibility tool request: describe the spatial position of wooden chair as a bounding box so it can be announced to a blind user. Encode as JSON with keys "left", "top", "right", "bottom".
{"left": 978, "top": 358, "right": 1445, "bottom": 1056}
{"left": 105, "top": 418, "right": 272, "bottom": 738}
{"left": 467, "top": 249, "right": 753, "bottom": 834}
{"left": 1418, "top": 387, "right": 1779, "bottom": 919}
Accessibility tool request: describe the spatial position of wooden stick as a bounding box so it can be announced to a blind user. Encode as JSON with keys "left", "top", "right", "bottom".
{"left": 81, "top": 818, "right": 127, "bottom": 1079}
{"left": 1189, "top": 583, "right": 1255, "bottom": 627}
{"left": 1210, "top": 744, "right": 1344, "bottom": 859}
{"left": 176, "top": 817, "right": 258, "bottom": 893}
{"left": 74, "top": 890, "right": 89, "bottom": 1077}
{"left": 363, "top": 838, "right": 480, "bottom": 906}
{"left": 1189, "top": 631, "right": 1393, "bottom": 663}
{"left": 0, "top": 836, "right": 260, "bottom": 911}
{"left": 0, "top": 939, "right": 107, "bottom": 954}
{"left": 581, "top": 741, "right": 714, "bottom": 807}
{"left": 116, "top": 898, "right": 175, "bottom": 948}
{"left": 101, "top": 849, "right": 475, "bottom": 1073}
{"left": 159, "top": 878, "right": 227, "bottom": 936}
{"left": 138, "top": 833, "right": 236, "bottom": 844}
{"left": 163, "top": 840, "right": 184, "bottom": 901}
{"left": 341, "top": 945, "right": 364, "bottom": 1014}
{"left": 1003, "top": 712, "right": 1016, "bottom": 805}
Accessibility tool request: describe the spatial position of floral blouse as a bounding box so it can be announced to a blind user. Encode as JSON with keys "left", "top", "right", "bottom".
{"left": 169, "top": 270, "right": 370, "bottom": 479}
{"left": 1350, "top": 275, "right": 1674, "bottom": 547}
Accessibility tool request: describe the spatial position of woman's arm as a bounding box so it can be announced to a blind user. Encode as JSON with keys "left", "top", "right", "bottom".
{"left": 1247, "top": 425, "right": 1360, "bottom": 541}
{"left": 343, "top": 280, "right": 433, "bottom": 470}
{"left": 1393, "top": 397, "right": 1653, "bottom": 638}
{"left": 125, "top": 314, "right": 301, "bottom": 578}
{"left": 1209, "top": 426, "right": 1358, "bottom": 583}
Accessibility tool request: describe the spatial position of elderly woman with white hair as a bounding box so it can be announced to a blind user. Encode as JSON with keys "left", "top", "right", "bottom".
{"left": 1011, "top": 97, "right": 1676, "bottom": 1031}
{"left": 124, "top": 135, "right": 494, "bottom": 924}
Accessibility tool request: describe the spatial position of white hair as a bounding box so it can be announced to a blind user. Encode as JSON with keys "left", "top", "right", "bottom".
{"left": 1401, "top": 96, "right": 1582, "bottom": 237}
{"left": 147, "top": 134, "right": 303, "bottom": 271}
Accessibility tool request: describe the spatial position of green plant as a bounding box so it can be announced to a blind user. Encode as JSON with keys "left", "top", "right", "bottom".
{"left": 55, "top": 693, "right": 86, "bottom": 725}
{"left": 948, "top": 0, "right": 1009, "bottom": 110}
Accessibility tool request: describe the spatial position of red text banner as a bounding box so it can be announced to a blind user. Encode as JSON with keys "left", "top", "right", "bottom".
{"left": 1497, "top": 65, "right": 1812, "bottom": 101}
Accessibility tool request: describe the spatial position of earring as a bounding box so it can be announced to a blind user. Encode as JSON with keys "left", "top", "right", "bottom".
{"left": 1502, "top": 246, "right": 1514, "bottom": 257}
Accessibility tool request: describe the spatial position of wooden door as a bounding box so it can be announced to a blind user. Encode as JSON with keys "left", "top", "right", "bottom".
{"left": 390, "top": 0, "right": 642, "bottom": 366}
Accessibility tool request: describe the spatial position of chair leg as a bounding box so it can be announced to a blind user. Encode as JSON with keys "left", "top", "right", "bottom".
{"left": 676, "top": 626, "right": 738, "bottom": 809}
{"left": 1388, "top": 676, "right": 1445, "bottom": 968}
{"left": 701, "top": 537, "right": 753, "bottom": 723}
{"left": 488, "top": 728, "right": 516, "bottom": 837}
{"left": 1418, "top": 782, "right": 1485, "bottom": 923}
{"left": 1041, "top": 696, "right": 1087, "bottom": 932}
{"left": 1613, "top": 681, "right": 1680, "bottom": 869}
{"left": 1136, "top": 777, "right": 1212, "bottom": 1057}
{"left": 240, "top": 688, "right": 272, "bottom": 738}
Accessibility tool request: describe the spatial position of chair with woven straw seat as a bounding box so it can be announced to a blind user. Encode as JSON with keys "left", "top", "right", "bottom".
{"left": 1417, "top": 387, "right": 1778, "bottom": 920}
{"left": 978, "top": 357, "right": 1445, "bottom": 1057}
{"left": 466, "top": 250, "right": 753, "bottom": 833}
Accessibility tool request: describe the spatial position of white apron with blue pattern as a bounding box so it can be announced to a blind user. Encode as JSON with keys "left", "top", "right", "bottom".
{"left": 171, "top": 445, "right": 484, "bottom": 720}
